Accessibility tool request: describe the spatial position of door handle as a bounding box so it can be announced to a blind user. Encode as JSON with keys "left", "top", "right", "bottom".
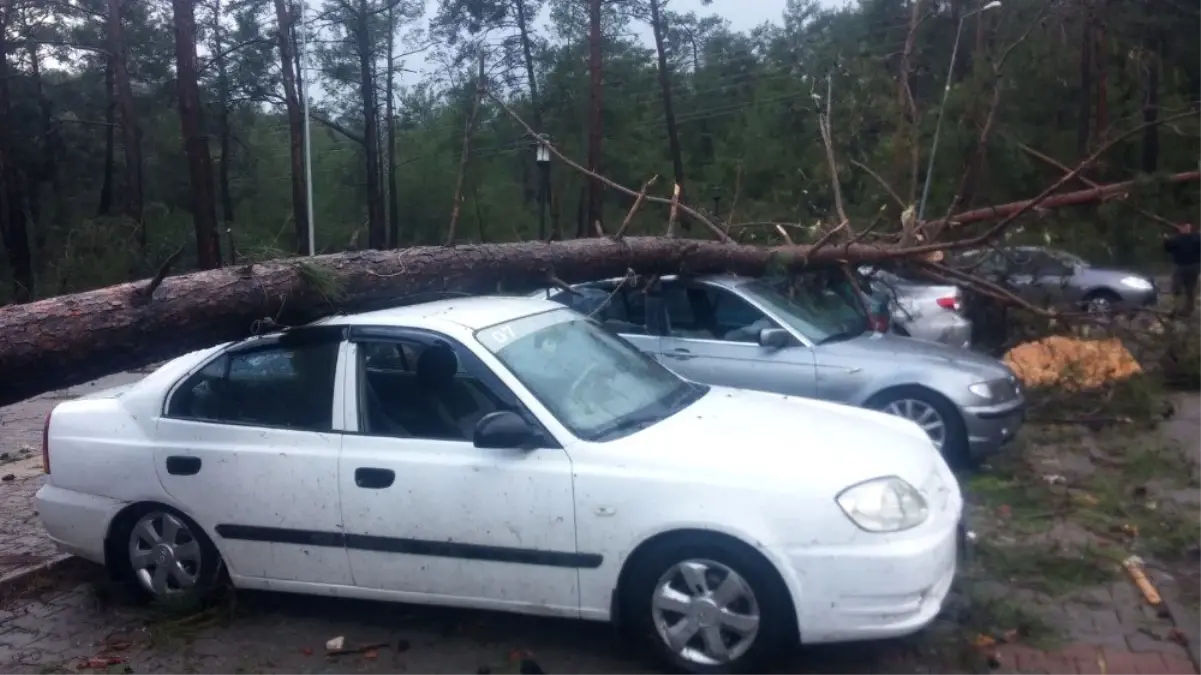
{"left": 668, "top": 347, "right": 693, "bottom": 360}
{"left": 354, "top": 467, "right": 395, "bottom": 489}
{"left": 166, "top": 456, "right": 201, "bottom": 476}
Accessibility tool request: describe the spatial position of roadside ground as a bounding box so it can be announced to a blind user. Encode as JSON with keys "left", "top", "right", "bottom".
{"left": 0, "top": 377, "right": 1197, "bottom": 673}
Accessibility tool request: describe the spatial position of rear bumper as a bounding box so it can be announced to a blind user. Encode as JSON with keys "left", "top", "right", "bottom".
{"left": 899, "top": 313, "right": 973, "bottom": 350}
{"left": 961, "top": 397, "right": 1026, "bottom": 459}
{"left": 35, "top": 484, "right": 125, "bottom": 565}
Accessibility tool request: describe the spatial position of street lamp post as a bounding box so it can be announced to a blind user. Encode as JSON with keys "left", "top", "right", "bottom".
{"left": 916, "top": 0, "right": 1002, "bottom": 223}
{"left": 535, "top": 134, "right": 551, "bottom": 241}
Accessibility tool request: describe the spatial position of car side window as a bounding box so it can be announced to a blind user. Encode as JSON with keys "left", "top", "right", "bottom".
{"left": 663, "top": 284, "right": 780, "bottom": 343}
{"left": 166, "top": 340, "right": 340, "bottom": 432}
{"left": 356, "top": 336, "right": 526, "bottom": 442}
{"left": 550, "top": 285, "right": 649, "bottom": 336}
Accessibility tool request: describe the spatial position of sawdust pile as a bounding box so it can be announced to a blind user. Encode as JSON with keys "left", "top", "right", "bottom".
{"left": 1003, "top": 336, "right": 1143, "bottom": 390}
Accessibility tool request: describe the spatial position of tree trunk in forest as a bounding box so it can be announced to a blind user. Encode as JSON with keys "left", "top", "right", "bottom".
{"left": 27, "top": 40, "right": 65, "bottom": 261}
{"left": 212, "top": 0, "right": 236, "bottom": 262}
{"left": 584, "top": 0, "right": 604, "bottom": 235}
{"left": 105, "top": 0, "right": 145, "bottom": 244}
{"left": 1075, "top": 9, "right": 1093, "bottom": 158}
{"left": 0, "top": 0, "right": 32, "bottom": 302}
{"left": 273, "top": 0, "right": 310, "bottom": 255}
{"left": 1092, "top": 3, "right": 1109, "bottom": 151}
{"left": 514, "top": 0, "right": 546, "bottom": 212}
{"left": 895, "top": 0, "right": 922, "bottom": 203}
{"left": 355, "top": 0, "right": 385, "bottom": 249}
{"left": 97, "top": 55, "right": 116, "bottom": 218}
{"left": 171, "top": 0, "right": 221, "bottom": 270}
{"left": 649, "top": 0, "right": 687, "bottom": 229}
{"left": 1140, "top": 33, "right": 1160, "bottom": 174}
{"left": 385, "top": 5, "right": 399, "bottom": 248}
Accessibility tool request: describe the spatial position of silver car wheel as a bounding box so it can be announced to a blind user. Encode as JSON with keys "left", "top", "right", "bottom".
{"left": 650, "top": 559, "right": 761, "bottom": 667}
{"left": 883, "top": 398, "right": 947, "bottom": 450}
{"left": 128, "top": 511, "right": 204, "bottom": 597}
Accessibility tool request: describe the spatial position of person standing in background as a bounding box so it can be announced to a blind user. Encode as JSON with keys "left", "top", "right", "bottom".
{"left": 1164, "top": 222, "right": 1201, "bottom": 317}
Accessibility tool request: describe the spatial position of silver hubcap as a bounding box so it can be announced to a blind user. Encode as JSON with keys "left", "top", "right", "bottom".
{"left": 128, "top": 512, "right": 203, "bottom": 596}
{"left": 1087, "top": 297, "right": 1112, "bottom": 313}
{"left": 883, "top": 398, "right": 947, "bottom": 450}
{"left": 650, "top": 559, "right": 760, "bottom": 666}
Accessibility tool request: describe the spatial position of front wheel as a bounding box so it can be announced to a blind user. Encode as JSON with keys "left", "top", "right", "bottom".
{"left": 869, "top": 387, "right": 970, "bottom": 468}
{"left": 620, "top": 537, "right": 796, "bottom": 674}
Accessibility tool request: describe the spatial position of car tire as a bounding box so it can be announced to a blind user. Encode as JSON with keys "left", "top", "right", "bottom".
{"left": 868, "top": 386, "right": 972, "bottom": 469}
{"left": 1082, "top": 289, "right": 1121, "bottom": 314}
{"left": 109, "top": 505, "right": 223, "bottom": 607}
{"left": 619, "top": 535, "right": 796, "bottom": 674}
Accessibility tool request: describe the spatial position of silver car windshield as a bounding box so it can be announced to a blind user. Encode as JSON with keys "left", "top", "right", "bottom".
{"left": 475, "top": 309, "right": 706, "bottom": 442}
{"left": 738, "top": 280, "right": 865, "bottom": 343}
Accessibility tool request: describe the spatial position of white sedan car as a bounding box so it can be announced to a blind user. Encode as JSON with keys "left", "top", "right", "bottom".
{"left": 37, "top": 296, "right": 963, "bottom": 673}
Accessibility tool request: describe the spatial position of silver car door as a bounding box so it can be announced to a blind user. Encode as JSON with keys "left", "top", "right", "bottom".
{"left": 657, "top": 281, "right": 818, "bottom": 397}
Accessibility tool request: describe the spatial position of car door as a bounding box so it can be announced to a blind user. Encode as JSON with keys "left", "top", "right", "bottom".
{"left": 1026, "top": 250, "right": 1078, "bottom": 307}
{"left": 337, "top": 326, "right": 581, "bottom": 614}
{"left": 548, "top": 283, "right": 662, "bottom": 358}
{"left": 657, "top": 280, "right": 818, "bottom": 396}
{"left": 154, "top": 327, "right": 351, "bottom": 585}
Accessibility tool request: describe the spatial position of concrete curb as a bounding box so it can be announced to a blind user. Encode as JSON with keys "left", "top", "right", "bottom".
{"left": 0, "top": 553, "right": 75, "bottom": 601}
{"left": 1154, "top": 568, "right": 1201, "bottom": 674}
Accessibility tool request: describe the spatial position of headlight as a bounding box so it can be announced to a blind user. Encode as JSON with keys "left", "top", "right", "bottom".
{"left": 969, "top": 378, "right": 1018, "bottom": 401}
{"left": 1119, "top": 276, "right": 1152, "bottom": 291}
{"left": 836, "top": 476, "right": 928, "bottom": 532}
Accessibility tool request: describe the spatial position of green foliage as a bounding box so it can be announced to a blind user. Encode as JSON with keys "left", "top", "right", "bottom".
{"left": 0, "top": 0, "right": 1197, "bottom": 303}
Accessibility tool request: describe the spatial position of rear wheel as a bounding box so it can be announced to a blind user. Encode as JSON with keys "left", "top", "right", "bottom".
{"left": 620, "top": 536, "right": 796, "bottom": 674}
{"left": 111, "top": 506, "right": 222, "bottom": 606}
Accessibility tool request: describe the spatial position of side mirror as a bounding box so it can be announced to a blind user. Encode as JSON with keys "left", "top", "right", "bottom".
{"left": 473, "top": 411, "right": 538, "bottom": 450}
{"left": 758, "top": 327, "right": 790, "bottom": 349}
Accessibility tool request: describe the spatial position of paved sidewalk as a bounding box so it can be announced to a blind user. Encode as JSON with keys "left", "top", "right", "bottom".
{"left": 0, "top": 373, "right": 145, "bottom": 587}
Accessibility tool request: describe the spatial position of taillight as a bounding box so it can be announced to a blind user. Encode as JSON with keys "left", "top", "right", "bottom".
{"left": 42, "top": 409, "right": 53, "bottom": 474}
{"left": 936, "top": 296, "right": 962, "bottom": 312}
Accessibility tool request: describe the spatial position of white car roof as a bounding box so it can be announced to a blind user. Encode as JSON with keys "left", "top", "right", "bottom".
{"left": 313, "top": 295, "right": 565, "bottom": 332}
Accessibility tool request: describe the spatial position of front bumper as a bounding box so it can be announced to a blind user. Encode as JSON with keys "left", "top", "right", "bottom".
{"left": 786, "top": 468, "right": 964, "bottom": 644}
{"left": 962, "top": 396, "right": 1026, "bottom": 459}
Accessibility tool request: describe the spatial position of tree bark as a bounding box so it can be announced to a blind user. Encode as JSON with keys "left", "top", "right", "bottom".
{"left": 172, "top": 0, "right": 221, "bottom": 270}
{"left": 272, "top": 0, "right": 310, "bottom": 255}
{"left": 1075, "top": 8, "right": 1093, "bottom": 158}
{"left": 105, "top": 0, "right": 145, "bottom": 243}
{"left": 0, "top": 237, "right": 915, "bottom": 405}
{"left": 584, "top": 0, "right": 604, "bottom": 235}
{"left": 1140, "top": 33, "right": 1160, "bottom": 174}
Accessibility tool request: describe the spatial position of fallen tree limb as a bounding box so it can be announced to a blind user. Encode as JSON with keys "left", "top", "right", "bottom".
{"left": 0, "top": 236, "right": 913, "bottom": 407}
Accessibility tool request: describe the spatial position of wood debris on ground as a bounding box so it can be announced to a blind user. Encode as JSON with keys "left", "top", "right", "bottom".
{"left": 1003, "top": 336, "right": 1143, "bottom": 390}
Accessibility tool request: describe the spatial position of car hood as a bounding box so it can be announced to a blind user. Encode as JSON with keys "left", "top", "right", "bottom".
{"left": 822, "top": 331, "right": 1010, "bottom": 380}
{"left": 605, "top": 385, "right": 942, "bottom": 491}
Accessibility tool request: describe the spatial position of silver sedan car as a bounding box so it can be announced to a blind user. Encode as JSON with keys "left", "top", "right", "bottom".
{"left": 532, "top": 274, "right": 1025, "bottom": 466}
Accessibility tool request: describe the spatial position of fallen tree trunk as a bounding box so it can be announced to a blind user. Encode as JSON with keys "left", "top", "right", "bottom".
{"left": 0, "top": 236, "right": 897, "bottom": 407}
{"left": 934, "top": 170, "right": 1199, "bottom": 227}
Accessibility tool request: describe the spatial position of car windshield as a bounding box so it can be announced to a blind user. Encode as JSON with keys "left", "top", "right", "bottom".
{"left": 475, "top": 309, "right": 707, "bottom": 442}
{"left": 739, "top": 279, "right": 868, "bottom": 344}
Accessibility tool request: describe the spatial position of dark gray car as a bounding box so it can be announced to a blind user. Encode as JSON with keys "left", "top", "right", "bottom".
{"left": 951, "top": 246, "right": 1158, "bottom": 312}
